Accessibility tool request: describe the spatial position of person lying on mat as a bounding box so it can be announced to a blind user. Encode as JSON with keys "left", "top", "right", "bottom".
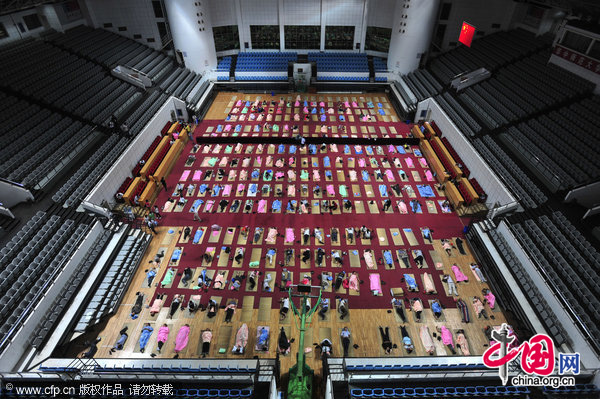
{"left": 382, "top": 198, "right": 392, "bottom": 212}
{"left": 257, "top": 327, "right": 269, "bottom": 351}
{"left": 456, "top": 329, "right": 470, "bottom": 355}
{"left": 281, "top": 269, "right": 292, "bottom": 290}
{"left": 330, "top": 200, "right": 338, "bottom": 213}
{"left": 197, "top": 269, "right": 212, "bottom": 290}
{"left": 318, "top": 298, "right": 330, "bottom": 320}
{"left": 234, "top": 247, "right": 244, "bottom": 264}
{"left": 332, "top": 251, "right": 344, "bottom": 267}
{"left": 263, "top": 273, "right": 272, "bottom": 292}
{"left": 316, "top": 248, "right": 325, "bottom": 267}
{"left": 109, "top": 327, "right": 129, "bottom": 354}
{"left": 345, "top": 227, "right": 355, "bottom": 243}
{"left": 441, "top": 239, "right": 454, "bottom": 256}
{"left": 400, "top": 325, "right": 414, "bottom": 353}
{"left": 303, "top": 228, "right": 311, "bottom": 245}
{"left": 131, "top": 292, "right": 144, "bottom": 318}
{"left": 334, "top": 271, "right": 346, "bottom": 291}
{"left": 181, "top": 267, "right": 193, "bottom": 287}
{"left": 317, "top": 338, "right": 333, "bottom": 358}
{"left": 224, "top": 302, "right": 236, "bottom": 322}
{"left": 391, "top": 298, "right": 407, "bottom": 323}
{"left": 379, "top": 327, "right": 395, "bottom": 355}
{"left": 138, "top": 323, "right": 154, "bottom": 353}
{"left": 248, "top": 270, "right": 258, "bottom": 290}
{"left": 183, "top": 226, "right": 191, "bottom": 241}
{"left": 253, "top": 227, "right": 263, "bottom": 244}
{"left": 280, "top": 297, "right": 290, "bottom": 320}
{"left": 473, "top": 297, "right": 488, "bottom": 319}
{"left": 431, "top": 299, "right": 443, "bottom": 319}
{"left": 471, "top": 263, "right": 487, "bottom": 282}
{"left": 482, "top": 288, "right": 496, "bottom": 310}
{"left": 410, "top": 298, "right": 423, "bottom": 321}
{"left": 266, "top": 248, "right": 276, "bottom": 265}
{"left": 233, "top": 324, "right": 248, "bottom": 354}
{"left": 301, "top": 249, "right": 311, "bottom": 263}
{"left": 343, "top": 199, "right": 353, "bottom": 211}
{"left": 404, "top": 274, "right": 418, "bottom": 292}
{"left": 200, "top": 329, "right": 212, "bottom": 358}
{"left": 207, "top": 299, "right": 218, "bottom": 318}
{"left": 213, "top": 271, "right": 227, "bottom": 289}
{"left": 338, "top": 297, "right": 349, "bottom": 320}
{"left": 168, "top": 294, "right": 183, "bottom": 319}
{"left": 413, "top": 250, "right": 424, "bottom": 268}
{"left": 437, "top": 326, "right": 456, "bottom": 354}
{"left": 422, "top": 227, "right": 433, "bottom": 243}
{"left": 230, "top": 274, "right": 244, "bottom": 291}
{"left": 285, "top": 249, "right": 294, "bottom": 266}
{"left": 278, "top": 327, "right": 291, "bottom": 355}
{"left": 314, "top": 228, "right": 325, "bottom": 244}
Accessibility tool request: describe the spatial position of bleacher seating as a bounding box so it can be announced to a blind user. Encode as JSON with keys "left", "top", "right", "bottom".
{"left": 509, "top": 211, "right": 600, "bottom": 352}
{"left": 544, "top": 384, "right": 600, "bottom": 396}
{"left": 75, "top": 228, "right": 151, "bottom": 332}
{"left": 472, "top": 136, "right": 547, "bottom": 208}
{"left": 0, "top": 212, "right": 92, "bottom": 354}
{"left": 429, "top": 28, "right": 550, "bottom": 84}
{"left": 435, "top": 93, "right": 481, "bottom": 137}
{"left": 52, "top": 135, "right": 128, "bottom": 207}
{"left": 31, "top": 229, "right": 112, "bottom": 348}
{"left": 403, "top": 70, "right": 442, "bottom": 101}
{"left": 499, "top": 96, "right": 600, "bottom": 192}
{"left": 309, "top": 52, "right": 369, "bottom": 81}
{"left": 234, "top": 52, "right": 296, "bottom": 81}
{"left": 488, "top": 228, "right": 568, "bottom": 346}
{"left": 126, "top": 91, "right": 169, "bottom": 137}
{"left": 216, "top": 56, "right": 232, "bottom": 81}
{"left": 349, "top": 385, "right": 530, "bottom": 398}
{"left": 373, "top": 57, "right": 387, "bottom": 72}
{"left": 0, "top": 94, "right": 99, "bottom": 189}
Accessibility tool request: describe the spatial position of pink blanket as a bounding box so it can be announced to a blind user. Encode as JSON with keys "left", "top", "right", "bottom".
{"left": 406, "top": 157, "right": 414, "bottom": 168}
{"left": 484, "top": 291, "right": 496, "bottom": 309}
{"left": 326, "top": 185, "right": 335, "bottom": 195}
{"left": 237, "top": 183, "right": 245, "bottom": 193}
{"left": 344, "top": 101, "right": 350, "bottom": 108}
{"left": 440, "top": 326, "right": 454, "bottom": 347}
{"left": 349, "top": 274, "right": 360, "bottom": 292}
{"left": 364, "top": 251, "right": 375, "bottom": 268}
{"left": 388, "top": 145, "right": 395, "bottom": 153}
{"left": 419, "top": 158, "right": 428, "bottom": 168}
{"left": 423, "top": 273, "right": 436, "bottom": 293}
{"left": 150, "top": 298, "right": 163, "bottom": 313}
{"left": 398, "top": 201, "right": 408, "bottom": 214}
{"left": 192, "top": 170, "right": 202, "bottom": 181}
{"left": 205, "top": 200, "right": 214, "bottom": 212}
{"left": 420, "top": 326, "right": 435, "bottom": 354}
{"left": 313, "top": 170, "right": 320, "bottom": 181}
{"left": 275, "top": 172, "right": 284, "bottom": 179}
{"left": 452, "top": 265, "right": 469, "bottom": 282}
{"left": 358, "top": 159, "right": 366, "bottom": 168}
{"left": 224, "top": 124, "right": 232, "bottom": 132}
{"left": 287, "top": 186, "right": 295, "bottom": 196}
{"left": 352, "top": 101, "right": 358, "bottom": 107}
{"left": 369, "top": 273, "right": 382, "bottom": 294}
{"left": 180, "top": 170, "right": 190, "bottom": 181}
{"left": 228, "top": 170, "right": 237, "bottom": 180}
{"left": 258, "top": 199, "right": 267, "bottom": 213}
{"left": 425, "top": 170, "right": 434, "bottom": 181}
{"left": 385, "top": 170, "right": 395, "bottom": 181}
{"left": 266, "top": 228, "right": 277, "bottom": 243}
{"left": 235, "top": 100, "right": 242, "bottom": 107}
{"left": 175, "top": 325, "right": 190, "bottom": 352}
{"left": 287, "top": 170, "right": 296, "bottom": 180}
{"left": 285, "top": 228, "right": 295, "bottom": 243}
{"left": 157, "top": 325, "right": 169, "bottom": 343}
{"left": 223, "top": 185, "right": 232, "bottom": 196}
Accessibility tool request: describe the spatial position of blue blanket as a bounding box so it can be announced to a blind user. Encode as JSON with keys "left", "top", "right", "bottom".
{"left": 361, "top": 170, "right": 370, "bottom": 182}
{"left": 286, "top": 200, "right": 297, "bottom": 211}
{"left": 404, "top": 274, "right": 417, "bottom": 289}
{"left": 272, "top": 200, "right": 281, "bottom": 212}
{"left": 379, "top": 185, "right": 388, "bottom": 197}
{"left": 278, "top": 144, "right": 285, "bottom": 153}
{"left": 193, "top": 229, "right": 203, "bottom": 244}
{"left": 212, "top": 185, "right": 222, "bottom": 196}
{"left": 417, "top": 185, "right": 435, "bottom": 197}
{"left": 171, "top": 249, "right": 182, "bottom": 261}
{"left": 323, "top": 156, "right": 331, "bottom": 167}
{"left": 289, "top": 145, "right": 297, "bottom": 154}
{"left": 251, "top": 170, "right": 260, "bottom": 179}
{"left": 249, "top": 184, "right": 258, "bottom": 194}
{"left": 396, "top": 145, "right": 406, "bottom": 154}
{"left": 344, "top": 145, "right": 351, "bottom": 154}
{"left": 190, "top": 199, "right": 204, "bottom": 213}
{"left": 383, "top": 250, "right": 393, "bottom": 265}
{"left": 366, "top": 146, "right": 373, "bottom": 155}
{"left": 198, "top": 184, "right": 208, "bottom": 194}
{"left": 309, "top": 144, "right": 317, "bottom": 154}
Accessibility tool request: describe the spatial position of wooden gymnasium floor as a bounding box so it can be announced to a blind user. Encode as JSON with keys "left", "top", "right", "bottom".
{"left": 69, "top": 92, "right": 507, "bottom": 377}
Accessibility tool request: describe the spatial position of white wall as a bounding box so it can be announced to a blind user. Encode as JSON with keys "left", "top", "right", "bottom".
{"left": 367, "top": 0, "right": 396, "bottom": 28}
{"left": 164, "top": 0, "right": 217, "bottom": 73}
{"left": 436, "top": 0, "right": 518, "bottom": 52}
{"left": 82, "top": 0, "right": 162, "bottom": 50}
{"left": 85, "top": 97, "right": 186, "bottom": 207}
{"left": 388, "top": 0, "right": 439, "bottom": 74}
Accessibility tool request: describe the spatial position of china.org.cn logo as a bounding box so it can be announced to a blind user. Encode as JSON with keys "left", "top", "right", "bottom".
{"left": 482, "top": 324, "right": 580, "bottom": 388}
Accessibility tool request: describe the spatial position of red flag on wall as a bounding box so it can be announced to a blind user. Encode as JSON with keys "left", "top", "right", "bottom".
{"left": 459, "top": 22, "right": 476, "bottom": 47}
